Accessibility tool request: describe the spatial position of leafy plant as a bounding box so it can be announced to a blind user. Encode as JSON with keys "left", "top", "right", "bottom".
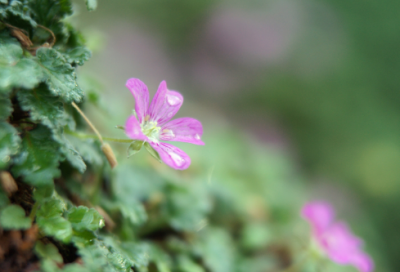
{"left": 0, "top": 1, "right": 382, "bottom": 272}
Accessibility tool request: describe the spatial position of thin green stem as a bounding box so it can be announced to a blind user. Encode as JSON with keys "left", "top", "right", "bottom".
{"left": 65, "top": 129, "right": 133, "bottom": 143}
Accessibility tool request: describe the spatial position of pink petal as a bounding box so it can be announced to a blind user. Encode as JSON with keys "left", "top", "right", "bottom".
{"left": 126, "top": 78, "right": 149, "bottom": 123}
{"left": 319, "top": 222, "right": 363, "bottom": 264}
{"left": 301, "top": 201, "right": 335, "bottom": 235}
{"left": 351, "top": 252, "right": 374, "bottom": 272}
{"left": 125, "top": 115, "right": 148, "bottom": 141}
{"left": 148, "top": 81, "right": 183, "bottom": 126}
{"left": 160, "top": 117, "right": 204, "bottom": 145}
{"left": 149, "top": 141, "right": 191, "bottom": 170}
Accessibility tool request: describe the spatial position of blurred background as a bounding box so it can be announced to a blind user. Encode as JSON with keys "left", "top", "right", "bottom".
{"left": 71, "top": 0, "right": 400, "bottom": 271}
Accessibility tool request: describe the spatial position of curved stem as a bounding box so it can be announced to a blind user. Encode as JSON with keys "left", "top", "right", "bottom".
{"left": 65, "top": 129, "right": 133, "bottom": 143}
{"left": 71, "top": 102, "right": 103, "bottom": 143}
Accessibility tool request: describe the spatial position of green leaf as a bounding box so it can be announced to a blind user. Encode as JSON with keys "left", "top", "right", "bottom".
{"left": 240, "top": 222, "right": 271, "bottom": 251}
{"left": 36, "top": 197, "right": 72, "bottom": 242}
{"left": 12, "top": 125, "right": 60, "bottom": 186}
{"left": 0, "top": 188, "right": 9, "bottom": 209}
{"left": 127, "top": 141, "right": 144, "bottom": 157}
{"left": 67, "top": 206, "right": 104, "bottom": 231}
{"left": 0, "top": 33, "right": 42, "bottom": 92}
{"left": 29, "top": 0, "right": 72, "bottom": 44}
{"left": 113, "top": 164, "right": 156, "bottom": 226}
{"left": 85, "top": 0, "right": 98, "bottom": 11}
{"left": 100, "top": 237, "right": 150, "bottom": 271}
{"left": 71, "top": 229, "right": 96, "bottom": 248}
{"left": 66, "top": 136, "right": 104, "bottom": 167}
{"left": 53, "top": 128, "right": 87, "bottom": 173}
{"left": 0, "top": 122, "right": 20, "bottom": 170}
{"left": 145, "top": 243, "right": 172, "bottom": 272}
{"left": 0, "top": 32, "right": 23, "bottom": 64}
{"left": 0, "top": 93, "right": 12, "bottom": 120}
{"left": 33, "top": 183, "right": 55, "bottom": 202}
{"left": 17, "top": 85, "right": 69, "bottom": 130}
{"left": 118, "top": 202, "right": 147, "bottom": 226}
{"left": 162, "top": 183, "right": 211, "bottom": 231}
{"left": 144, "top": 142, "right": 162, "bottom": 163}
{"left": 176, "top": 255, "right": 205, "bottom": 272}
{"left": 16, "top": 86, "right": 86, "bottom": 172}
{"left": 0, "top": 1, "right": 37, "bottom": 28}
{"left": 35, "top": 48, "right": 84, "bottom": 102}
{"left": 34, "top": 240, "right": 63, "bottom": 263}
{"left": 64, "top": 46, "right": 91, "bottom": 66}
{"left": 37, "top": 198, "right": 66, "bottom": 219}
{"left": 0, "top": 204, "right": 31, "bottom": 230}
{"left": 195, "top": 228, "right": 236, "bottom": 272}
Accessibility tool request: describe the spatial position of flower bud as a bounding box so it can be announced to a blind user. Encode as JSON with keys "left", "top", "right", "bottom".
{"left": 0, "top": 171, "right": 18, "bottom": 196}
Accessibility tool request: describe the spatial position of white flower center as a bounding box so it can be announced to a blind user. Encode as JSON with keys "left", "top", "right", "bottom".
{"left": 141, "top": 115, "right": 161, "bottom": 141}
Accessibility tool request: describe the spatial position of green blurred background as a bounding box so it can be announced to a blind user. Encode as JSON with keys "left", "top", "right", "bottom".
{"left": 71, "top": 0, "right": 399, "bottom": 270}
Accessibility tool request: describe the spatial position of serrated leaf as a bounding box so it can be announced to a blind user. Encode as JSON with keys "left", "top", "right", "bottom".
{"left": 64, "top": 46, "right": 91, "bottom": 66}
{"left": 37, "top": 198, "right": 66, "bottom": 219}
{"left": 0, "top": 33, "right": 42, "bottom": 91}
{"left": 67, "top": 206, "right": 104, "bottom": 231}
{"left": 144, "top": 142, "right": 162, "bottom": 163}
{"left": 0, "top": 1, "right": 37, "bottom": 28}
{"left": 100, "top": 237, "right": 150, "bottom": 271}
{"left": 14, "top": 86, "right": 86, "bottom": 172}
{"left": 0, "top": 93, "right": 12, "bottom": 120}
{"left": 0, "top": 204, "right": 32, "bottom": 230}
{"left": 127, "top": 140, "right": 144, "bottom": 157}
{"left": 29, "top": 0, "right": 72, "bottom": 44}
{"left": 66, "top": 136, "right": 104, "bottom": 167}
{"left": 12, "top": 125, "right": 60, "bottom": 185}
{"left": 39, "top": 216, "right": 73, "bottom": 242}
{"left": 17, "top": 85, "right": 68, "bottom": 130}
{"left": 33, "top": 183, "right": 55, "bottom": 202}
{"left": 71, "top": 229, "right": 96, "bottom": 248}
{"left": 36, "top": 197, "right": 72, "bottom": 242}
{"left": 0, "top": 122, "right": 20, "bottom": 169}
{"left": 85, "top": 0, "right": 98, "bottom": 11}
{"left": 53, "top": 128, "right": 86, "bottom": 173}
{"left": 35, "top": 48, "right": 83, "bottom": 102}
{"left": 34, "top": 241, "right": 63, "bottom": 263}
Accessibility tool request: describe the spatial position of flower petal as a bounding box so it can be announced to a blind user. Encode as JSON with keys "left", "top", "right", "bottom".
{"left": 125, "top": 115, "right": 147, "bottom": 141}
{"left": 149, "top": 141, "right": 191, "bottom": 170}
{"left": 319, "top": 222, "right": 363, "bottom": 264}
{"left": 160, "top": 117, "right": 204, "bottom": 145}
{"left": 301, "top": 201, "right": 334, "bottom": 235}
{"left": 148, "top": 81, "right": 183, "bottom": 126}
{"left": 126, "top": 78, "right": 149, "bottom": 123}
{"left": 351, "top": 252, "right": 374, "bottom": 272}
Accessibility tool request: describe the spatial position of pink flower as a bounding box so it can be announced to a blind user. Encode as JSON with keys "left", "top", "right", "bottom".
{"left": 124, "top": 78, "right": 204, "bottom": 170}
{"left": 301, "top": 201, "right": 374, "bottom": 272}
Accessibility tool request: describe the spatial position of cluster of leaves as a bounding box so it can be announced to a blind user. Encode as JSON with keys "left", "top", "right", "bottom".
{"left": 0, "top": 1, "right": 381, "bottom": 272}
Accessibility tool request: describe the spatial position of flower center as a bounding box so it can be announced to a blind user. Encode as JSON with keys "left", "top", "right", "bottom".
{"left": 141, "top": 115, "right": 161, "bottom": 141}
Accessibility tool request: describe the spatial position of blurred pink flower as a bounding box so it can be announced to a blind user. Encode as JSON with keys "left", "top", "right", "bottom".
{"left": 125, "top": 78, "right": 204, "bottom": 170}
{"left": 301, "top": 201, "right": 374, "bottom": 272}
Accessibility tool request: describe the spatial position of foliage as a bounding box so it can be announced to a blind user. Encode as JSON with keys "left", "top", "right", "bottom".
{"left": 0, "top": 1, "right": 386, "bottom": 272}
